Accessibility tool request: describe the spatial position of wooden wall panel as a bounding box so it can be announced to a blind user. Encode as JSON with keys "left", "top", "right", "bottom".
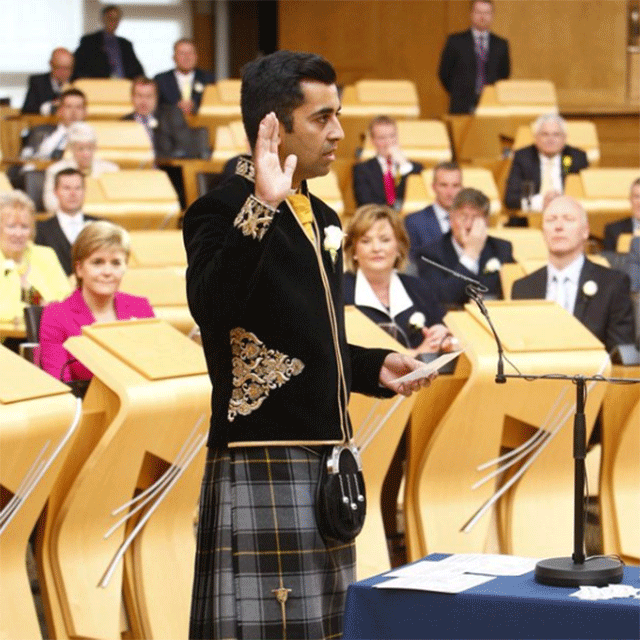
{"left": 278, "top": 0, "right": 634, "bottom": 115}
{"left": 492, "top": 0, "right": 628, "bottom": 108}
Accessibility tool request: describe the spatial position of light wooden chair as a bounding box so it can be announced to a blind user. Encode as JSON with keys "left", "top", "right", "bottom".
{"left": 344, "top": 307, "right": 416, "bottom": 580}
{"left": 72, "top": 79, "right": 133, "bottom": 118}
{"left": 403, "top": 167, "right": 501, "bottom": 219}
{"left": 83, "top": 170, "right": 181, "bottom": 230}
{"left": 0, "top": 347, "right": 78, "bottom": 640}
{"left": 212, "top": 119, "right": 249, "bottom": 161}
{"left": 600, "top": 364, "right": 640, "bottom": 563}
{"left": 359, "top": 119, "right": 452, "bottom": 166}
{"left": 488, "top": 227, "right": 548, "bottom": 263}
{"left": 198, "top": 79, "right": 242, "bottom": 117}
{"left": 307, "top": 169, "right": 344, "bottom": 216}
{"left": 119, "top": 266, "right": 194, "bottom": 335}
{"left": 128, "top": 230, "right": 187, "bottom": 268}
{"left": 83, "top": 120, "right": 154, "bottom": 166}
{"left": 513, "top": 121, "right": 600, "bottom": 166}
{"left": 0, "top": 172, "right": 12, "bottom": 193}
{"left": 476, "top": 80, "right": 558, "bottom": 117}
{"left": 405, "top": 302, "right": 609, "bottom": 560}
{"left": 616, "top": 233, "right": 634, "bottom": 253}
{"left": 37, "top": 319, "right": 211, "bottom": 640}
{"left": 560, "top": 168, "right": 639, "bottom": 239}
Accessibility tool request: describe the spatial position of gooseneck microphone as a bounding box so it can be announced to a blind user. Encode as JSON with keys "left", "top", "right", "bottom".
{"left": 420, "top": 255, "right": 507, "bottom": 383}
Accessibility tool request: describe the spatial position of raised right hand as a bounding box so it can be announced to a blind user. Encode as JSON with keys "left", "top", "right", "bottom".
{"left": 254, "top": 112, "right": 298, "bottom": 208}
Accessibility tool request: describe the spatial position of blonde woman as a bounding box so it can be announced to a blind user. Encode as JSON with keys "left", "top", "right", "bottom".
{"left": 40, "top": 220, "right": 154, "bottom": 381}
{"left": 0, "top": 191, "right": 70, "bottom": 329}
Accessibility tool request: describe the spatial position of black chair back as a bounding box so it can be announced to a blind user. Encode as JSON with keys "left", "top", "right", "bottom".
{"left": 189, "top": 126, "right": 211, "bottom": 159}
{"left": 23, "top": 305, "right": 43, "bottom": 343}
{"left": 23, "top": 170, "right": 45, "bottom": 212}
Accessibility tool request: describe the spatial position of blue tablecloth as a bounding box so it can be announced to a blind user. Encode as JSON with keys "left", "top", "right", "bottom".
{"left": 343, "top": 554, "right": 640, "bottom": 639}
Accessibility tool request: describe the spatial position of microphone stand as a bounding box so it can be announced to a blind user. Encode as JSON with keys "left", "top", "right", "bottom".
{"left": 419, "top": 255, "right": 636, "bottom": 586}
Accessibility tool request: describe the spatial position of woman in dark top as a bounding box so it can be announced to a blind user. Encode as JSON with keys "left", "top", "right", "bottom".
{"left": 343, "top": 204, "right": 455, "bottom": 354}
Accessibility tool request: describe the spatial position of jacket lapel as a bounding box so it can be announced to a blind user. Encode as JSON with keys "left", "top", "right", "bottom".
{"left": 574, "top": 260, "right": 594, "bottom": 322}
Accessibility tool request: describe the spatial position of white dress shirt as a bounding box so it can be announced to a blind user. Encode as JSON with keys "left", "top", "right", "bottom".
{"left": 174, "top": 70, "right": 195, "bottom": 100}
{"left": 529, "top": 153, "right": 563, "bottom": 211}
{"left": 354, "top": 269, "right": 413, "bottom": 319}
{"left": 546, "top": 254, "right": 584, "bottom": 313}
{"left": 56, "top": 211, "right": 86, "bottom": 245}
{"left": 432, "top": 202, "right": 451, "bottom": 234}
{"left": 376, "top": 155, "right": 414, "bottom": 179}
{"left": 451, "top": 236, "right": 480, "bottom": 275}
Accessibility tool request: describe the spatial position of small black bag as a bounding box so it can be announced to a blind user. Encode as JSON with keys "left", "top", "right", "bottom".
{"left": 315, "top": 443, "right": 366, "bottom": 542}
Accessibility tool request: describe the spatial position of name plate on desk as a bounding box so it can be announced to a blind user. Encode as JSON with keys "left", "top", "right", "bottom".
{"left": 81, "top": 318, "right": 207, "bottom": 380}
{"left": 0, "top": 346, "right": 70, "bottom": 404}
{"left": 465, "top": 300, "right": 604, "bottom": 353}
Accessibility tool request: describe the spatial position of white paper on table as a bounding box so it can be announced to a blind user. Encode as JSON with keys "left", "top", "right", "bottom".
{"left": 393, "top": 350, "right": 464, "bottom": 384}
{"left": 431, "top": 553, "right": 539, "bottom": 576}
{"left": 373, "top": 572, "right": 495, "bottom": 594}
{"left": 386, "top": 560, "right": 450, "bottom": 578}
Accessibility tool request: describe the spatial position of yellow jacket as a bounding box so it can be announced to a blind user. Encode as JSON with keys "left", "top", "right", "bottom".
{"left": 0, "top": 243, "right": 71, "bottom": 322}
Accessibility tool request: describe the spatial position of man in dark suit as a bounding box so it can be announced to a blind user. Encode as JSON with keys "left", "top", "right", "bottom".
{"left": 35, "top": 168, "right": 97, "bottom": 275}
{"left": 154, "top": 39, "right": 215, "bottom": 116}
{"left": 353, "top": 115, "right": 423, "bottom": 209}
{"left": 122, "top": 76, "right": 192, "bottom": 158}
{"left": 22, "top": 48, "right": 74, "bottom": 115}
{"left": 603, "top": 178, "right": 640, "bottom": 251}
{"left": 512, "top": 196, "right": 635, "bottom": 353}
{"left": 438, "top": 0, "right": 510, "bottom": 114}
{"left": 418, "top": 187, "right": 514, "bottom": 306}
{"left": 505, "top": 114, "right": 589, "bottom": 211}
{"left": 405, "top": 161, "right": 462, "bottom": 264}
{"left": 73, "top": 4, "right": 144, "bottom": 80}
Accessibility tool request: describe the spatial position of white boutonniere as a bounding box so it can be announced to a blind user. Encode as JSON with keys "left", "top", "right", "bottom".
{"left": 582, "top": 280, "right": 598, "bottom": 297}
{"left": 193, "top": 82, "right": 204, "bottom": 93}
{"left": 408, "top": 311, "right": 426, "bottom": 331}
{"left": 323, "top": 225, "right": 344, "bottom": 269}
{"left": 3, "top": 259, "right": 15, "bottom": 275}
{"left": 147, "top": 116, "right": 158, "bottom": 129}
{"left": 484, "top": 257, "right": 501, "bottom": 274}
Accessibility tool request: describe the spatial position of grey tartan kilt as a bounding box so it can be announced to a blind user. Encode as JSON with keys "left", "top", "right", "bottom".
{"left": 189, "top": 445, "right": 356, "bottom": 640}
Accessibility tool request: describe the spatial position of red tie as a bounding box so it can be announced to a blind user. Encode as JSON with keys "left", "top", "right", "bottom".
{"left": 383, "top": 156, "right": 396, "bottom": 206}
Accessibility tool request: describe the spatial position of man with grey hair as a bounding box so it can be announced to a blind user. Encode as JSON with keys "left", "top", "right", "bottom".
{"left": 42, "top": 122, "right": 119, "bottom": 212}
{"left": 512, "top": 196, "right": 634, "bottom": 352}
{"left": 504, "top": 113, "right": 589, "bottom": 211}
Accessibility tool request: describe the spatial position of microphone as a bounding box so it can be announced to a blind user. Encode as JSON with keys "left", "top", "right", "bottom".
{"left": 420, "top": 255, "right": 506, "bottom": 383}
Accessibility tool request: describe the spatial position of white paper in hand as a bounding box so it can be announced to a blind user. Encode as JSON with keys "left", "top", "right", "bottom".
{"left": 394, "top": 350, "right": 464, "bottom": 385}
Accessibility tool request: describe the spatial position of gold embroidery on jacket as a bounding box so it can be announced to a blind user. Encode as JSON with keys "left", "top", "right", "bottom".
{"left": 228, "top": 328, "right": 304, "bottom": 421}
{"left": 235, "top": 156, "right": 255, "bottom": 182}
{"left": 233, "top": 194, "right": 276, "bottom": 241}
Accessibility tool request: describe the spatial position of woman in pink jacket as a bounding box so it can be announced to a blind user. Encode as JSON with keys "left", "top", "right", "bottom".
{"left": 40, "top": 220, "right": 154, "bottom": 382}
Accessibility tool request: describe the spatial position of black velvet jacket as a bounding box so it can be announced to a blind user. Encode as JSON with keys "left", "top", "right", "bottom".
{"left": 183, "top": 159, "right": 392, "bottom": 447}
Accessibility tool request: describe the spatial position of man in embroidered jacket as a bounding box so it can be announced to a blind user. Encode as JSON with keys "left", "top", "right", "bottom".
{"left": 183, "top": 51, "right": 434, "bottom": 640}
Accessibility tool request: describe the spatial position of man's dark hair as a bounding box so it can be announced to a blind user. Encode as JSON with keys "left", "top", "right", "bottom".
{"left": 433, "top": 161, "right": 461, "bottom": 175}
{"left": 452, "top": 187, "right": 490, "bottom": 216}
{"left": 60, "top": 88, "right": 87, "bottom": 106}
{"left": 241, "top": 50, "right": 336, "bottom": 150}
{"left": 54, "top": 167, "right": 84, "bottom": 189}
{"left": 102, "top": 4, "right": 121, "bottom": 17}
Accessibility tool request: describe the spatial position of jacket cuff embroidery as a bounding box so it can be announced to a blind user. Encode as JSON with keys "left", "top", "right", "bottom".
{"left": 228, "top": 327, "right": 304, "bottom": 422}
{"left": 234, "top": 195, "right": 277, "bottom": 241}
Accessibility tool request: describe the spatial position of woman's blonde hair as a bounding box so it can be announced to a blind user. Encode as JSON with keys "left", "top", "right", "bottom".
{"left": 72, "top": 220, "right": 130, "bottom": 287}
{"left": 343, "top": 204, "right": 409, "bottom": 272}
{"left": 0, "top": 190, "right": 36, "bottom": 241}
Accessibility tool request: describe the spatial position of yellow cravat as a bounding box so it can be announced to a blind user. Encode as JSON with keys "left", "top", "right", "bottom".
{"left": 180, "top": 78, "right": 191, "bottom": 101}
{"left": 286, "top": 193, "right": 315, "bottom": 241}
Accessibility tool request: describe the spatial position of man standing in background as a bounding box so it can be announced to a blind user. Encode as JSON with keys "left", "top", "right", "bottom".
{"left": 438, "top": 0, "right": 510, "bottom": 114}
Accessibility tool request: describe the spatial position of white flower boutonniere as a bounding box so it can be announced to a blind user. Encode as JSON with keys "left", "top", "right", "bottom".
{"left": 193, "top": 82, "right": 204, "bottom": 93}
{"left": 582, "top": 280, "right": 598, "bottom": 297}
{"left": 323, "top": 225, "right": 344, "bottom": 268}
{"left": 147, "top": 116, "right": 158, "bottom": 129}
{"left": 409, "top": 311, "right": 426, "bottom": 331}
{"left": 484, "top": 257, "right": 501, "bottom": 274}
{"left": 4, "top": 259, "right": 16, "bottom": 273}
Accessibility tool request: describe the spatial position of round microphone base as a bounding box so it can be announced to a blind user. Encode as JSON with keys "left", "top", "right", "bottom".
{"left": 535, "top": 556, "right": 624, "bottom": 587}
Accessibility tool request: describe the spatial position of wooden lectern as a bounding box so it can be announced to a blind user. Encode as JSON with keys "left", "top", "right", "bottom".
{"left": 38, "top": 319, "right": 211, "bottom": 640}
{"left": 344, "top": 307, "right": 417, "bottom": 579}
{"left": 405, "top": 301, "right": 609, "bottom": 561}
{"left": 0, "top": 346, "right": 78, "bottom": 640}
